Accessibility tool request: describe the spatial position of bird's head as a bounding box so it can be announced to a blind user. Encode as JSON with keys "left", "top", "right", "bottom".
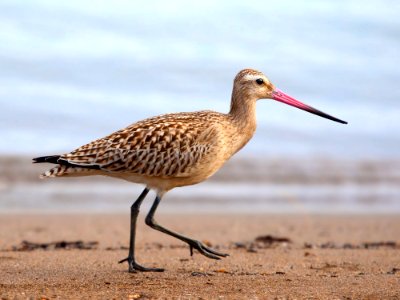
{"left": 233, "top": 69, "right": 347, "bottom": 124}
{"left": 234, "top": 69, "right": 275, "bottom": 100}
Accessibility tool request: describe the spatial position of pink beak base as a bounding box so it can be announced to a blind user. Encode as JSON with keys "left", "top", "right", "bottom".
{"left": 272, "top": 89, "right": 347, "bottom": 124}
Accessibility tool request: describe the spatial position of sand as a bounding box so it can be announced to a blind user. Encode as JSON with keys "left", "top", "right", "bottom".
{"left": 0, "top": 214, "right": 399, "bottom": 299}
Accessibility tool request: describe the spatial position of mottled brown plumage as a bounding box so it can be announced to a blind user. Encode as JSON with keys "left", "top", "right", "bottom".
{"left": 41, "top": 68, "right": 274, "bottom": 192}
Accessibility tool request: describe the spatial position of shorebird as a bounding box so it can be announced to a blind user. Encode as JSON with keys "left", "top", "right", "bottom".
{"left": 33, "top": 69, "right": 347, "bottom": 272}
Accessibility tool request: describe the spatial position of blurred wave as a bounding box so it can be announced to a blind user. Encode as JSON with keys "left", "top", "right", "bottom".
{"left": 2, "top": 156, "right": 400, "bottom": 213}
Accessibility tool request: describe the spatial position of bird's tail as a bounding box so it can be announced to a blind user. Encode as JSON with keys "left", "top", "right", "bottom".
{"left": 39, "top": 165, "right": 69, "bottom": 178}
{"left": 38, "top": 164, "right": 97, "bottom": 179}
{"left": 33, "top": 155, "right": 97, "bottom": 178}
{"left": 33, "top": 155, "right": 61, "bottom": 164}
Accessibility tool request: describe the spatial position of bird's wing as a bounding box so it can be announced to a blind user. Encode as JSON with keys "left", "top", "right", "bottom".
{"left": 60, "top": 112, "right": 220, "bottom": 178}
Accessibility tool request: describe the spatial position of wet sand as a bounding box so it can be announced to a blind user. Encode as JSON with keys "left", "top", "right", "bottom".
{"left": 0, "top": 214, "right": 399, "bottom": 299}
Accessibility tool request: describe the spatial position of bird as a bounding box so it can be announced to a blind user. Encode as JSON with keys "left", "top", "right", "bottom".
{"left": 33, "top": 68, "right": 347, "bottom": 272}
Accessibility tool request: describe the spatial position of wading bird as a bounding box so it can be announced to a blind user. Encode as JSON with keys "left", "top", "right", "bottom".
{"left": 34, "top": 69, "right": 347, "bottom": 272}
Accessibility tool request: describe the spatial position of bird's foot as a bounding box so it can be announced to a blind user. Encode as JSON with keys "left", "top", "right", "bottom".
{"left": 187, "top": 240, "right": 229, "bottom": 260}
{"left": 118, "top": 257, "right": 164, "bottom": 273}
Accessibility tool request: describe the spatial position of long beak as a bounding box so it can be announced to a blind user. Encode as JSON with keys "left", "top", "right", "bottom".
{"left": 272, "top": 88, "right": 347, "bottom": 124}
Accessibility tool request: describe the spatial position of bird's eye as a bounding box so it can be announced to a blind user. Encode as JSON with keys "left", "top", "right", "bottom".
{"left": 256, "top": 78, "right": 264, "bottom": 85}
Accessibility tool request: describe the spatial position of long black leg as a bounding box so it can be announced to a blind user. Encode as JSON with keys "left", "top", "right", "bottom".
{"left": 119, "top": 188, "right": 164, "bottom": 272}
{"left": 145, "top": 195, "right": 229, "bottom": 260}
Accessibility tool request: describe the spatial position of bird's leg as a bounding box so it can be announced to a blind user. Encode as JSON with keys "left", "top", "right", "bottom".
{"left": 119, "top": 188, "right": 164, "bottom": 272}
{"left": 145, "top": 195, "right": 229, "bottom": 260}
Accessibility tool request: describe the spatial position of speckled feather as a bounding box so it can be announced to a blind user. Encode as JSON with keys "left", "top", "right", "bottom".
{"left": 40, "top": 69, "right": 269, "bottom": 191}
{"left": 61, "top": 111, "right": 223, "bottom": 177}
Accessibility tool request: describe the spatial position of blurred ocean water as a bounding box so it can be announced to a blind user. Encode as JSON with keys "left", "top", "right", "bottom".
{"left": 3, "top": 181, "right": 400, "bottom": 214}
{"left": 0, "top": 0, "right": 399, "bottom": 158}
{"left": 1, "top": 156, "right": 400, "bottom": 214}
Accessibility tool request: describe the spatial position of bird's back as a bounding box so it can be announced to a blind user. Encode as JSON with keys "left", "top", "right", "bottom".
{"left": 41, "top": 110, "right": 237, "bottom": 190}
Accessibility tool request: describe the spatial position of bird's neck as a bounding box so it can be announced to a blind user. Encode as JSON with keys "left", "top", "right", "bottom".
{"left": 227, "top": 89, "right": 257, "bottom": 152}
{"left": 229, "top": 88, "right": 257, "bottom": 127}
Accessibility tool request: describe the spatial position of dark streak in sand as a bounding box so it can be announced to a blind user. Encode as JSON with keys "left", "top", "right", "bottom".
{"left": 304, "top": 241, "right": 398, "bottom": 250}
{"left": 8, "top": 240, "right": 99, "bottom": 251}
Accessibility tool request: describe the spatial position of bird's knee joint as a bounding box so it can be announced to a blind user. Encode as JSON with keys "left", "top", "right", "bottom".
{"left": 145, "top": 215, "right": 155, "bottom": 227}
{"left": 131, "top": 203, "right": 141, "bottom": 213}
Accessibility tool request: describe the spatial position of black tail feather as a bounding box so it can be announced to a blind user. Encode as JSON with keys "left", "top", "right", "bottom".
{"left": 33, "top": 155, "right": 61, "bottom": 164}
{"left": 33, "top": 155, "right": 101, "bottom": 170}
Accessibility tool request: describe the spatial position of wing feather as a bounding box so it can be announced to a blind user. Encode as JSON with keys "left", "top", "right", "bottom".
{"left": 60, "top": 112, "right": 221, "bottom": 178}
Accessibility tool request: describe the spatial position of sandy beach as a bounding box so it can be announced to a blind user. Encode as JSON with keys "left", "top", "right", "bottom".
{"left": 0, "top": 214, "right": 399, "bottom": 299}
{"left": 1, "top": 0, "right": 399, "bottom": 298}
{"left": 1, "top": 156, "right": 399, "bottom": 298}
